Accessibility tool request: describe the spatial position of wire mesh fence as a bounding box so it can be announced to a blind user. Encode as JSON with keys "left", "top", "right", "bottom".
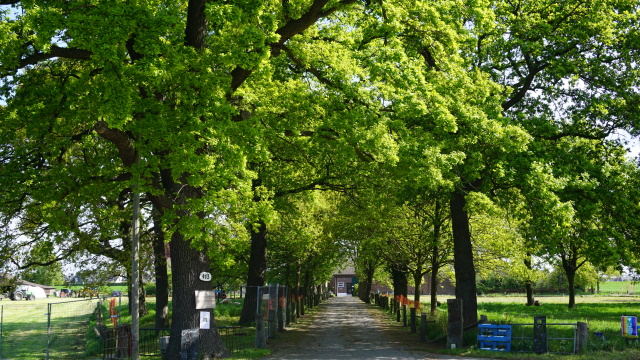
{"left": 0, "top": 297, "right": 119, "bottom": 360}
{"left": 509, "top": 323, "right": 577, "bottom": 354}
{"left": 47, "top": 298, "right": 105, "bottom": 359}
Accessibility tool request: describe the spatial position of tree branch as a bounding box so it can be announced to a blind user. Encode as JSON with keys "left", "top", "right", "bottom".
{"left": 94, "top": 121, "right": 137, "bottom": 167}
{"left": 13, "top": 46, "right": 92, "bottom": 71}
{"left": 230, "top": 0, "right": 358, "bottom": 92}
{"left": 502, "top": 62, "right": 548, "bottom": 111}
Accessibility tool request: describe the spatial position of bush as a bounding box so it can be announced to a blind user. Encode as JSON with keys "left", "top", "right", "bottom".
{"left": 145, "top": 285, "right": 156, "bottom": 296}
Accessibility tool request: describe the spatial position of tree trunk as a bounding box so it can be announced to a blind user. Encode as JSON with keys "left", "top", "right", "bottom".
{"left": 165, "top": 231, "right": 229, "bottom": 359}
{"left": 294, "top": 265, "right": 301, "bottom": 320}
{"left": 430, "top": 201, "right": 442, "bottom": 316}
{"left": 524, "top": 256, "right": 535, "bottom": 306}
{"left": 363, "top": 264, "right": 375, "bottom": 302}
{"left": 138, "top": 270, "right": 148, "bottom": 317}
{"left": 413, "top": 272, "right": 423, "bottom": 305}
{"left": 238, "top": 221, "right": 268, "bottom": 325}
{"left": 303, "top": 270, "right": 312, "bottom": 311}
{"left": 390, "top": 264, "right": 408, "bottom": 298}
{"left": 450, "top": 190, "right": 478, "bottom": 325}
{"left": 562, "top": 257, "right": 578, "bottom": 309}
{"left": 152, "top": 210, "right": 169, "bottom": 328}
{"left": 430, "top": 259, "right": 439, "bottom": 316}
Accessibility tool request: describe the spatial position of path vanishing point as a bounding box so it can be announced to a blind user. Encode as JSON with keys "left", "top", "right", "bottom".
{"left": 260, "top": 296, "right": 487, "bottom": 360}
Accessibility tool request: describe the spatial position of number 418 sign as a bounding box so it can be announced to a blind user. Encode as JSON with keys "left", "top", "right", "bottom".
{"left": 199, "top": 272, "right": 212, "bottom": 282}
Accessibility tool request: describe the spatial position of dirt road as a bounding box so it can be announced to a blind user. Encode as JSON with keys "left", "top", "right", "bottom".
{"left": 261, "top": 296, "right": 486, "bottom": 360}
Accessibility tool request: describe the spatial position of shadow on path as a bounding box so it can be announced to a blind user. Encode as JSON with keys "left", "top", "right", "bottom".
{"left": 261, "top": 296, "right": 487, "bottom": 360}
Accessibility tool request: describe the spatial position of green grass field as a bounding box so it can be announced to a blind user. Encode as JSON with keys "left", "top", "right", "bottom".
{"left": 0, "top": 296, "right": 108, "bottom": 360}
{"left": 597, "top": 281, "right": 640, "bottom": 295}
{"left": 4, "top": 284, "right": 640, "bottom": 359}
{"left": 403, "top": 293, "right": 640, "bottom": 360}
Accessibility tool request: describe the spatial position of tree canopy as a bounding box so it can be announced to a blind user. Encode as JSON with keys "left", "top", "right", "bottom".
{"left": 1, "top": 1, "right": 639, "bottom": 356}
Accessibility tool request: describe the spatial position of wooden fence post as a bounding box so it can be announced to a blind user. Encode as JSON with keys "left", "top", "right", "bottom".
{"left": 447, "top": 298, "right": 463, "bottom": 349}
{"left": 410, "top": 308, "right": 417, "bottom": 333}
{"left": 420, "top": 312, "right": 427, "bottom": 342}
{"left": 403, "top": 305, "right": 407, "bottom": 327}
{"left": 576, "top": 322, "right": 588, "bottom": 354}
{"left": 533, "top": 316, "right": 547, "bottom": 354}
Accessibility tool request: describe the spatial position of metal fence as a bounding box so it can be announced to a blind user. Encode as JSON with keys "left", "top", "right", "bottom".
{"left": 0, "top": 297, "right": 107, "bottom": 360}
{"left": 103, "top": 326, "right": 255, "bottom": 359}
{"left": 509, "top": 322, "right": 577, "bottom": 354}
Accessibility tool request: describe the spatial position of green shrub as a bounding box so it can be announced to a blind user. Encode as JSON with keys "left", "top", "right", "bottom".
{"left": 145, "top": 285, "right": 156, "bottom": 296}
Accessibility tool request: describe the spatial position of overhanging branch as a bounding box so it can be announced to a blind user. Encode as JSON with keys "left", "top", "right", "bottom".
{"left": 12, "top": 46, "right": 92, "bottom": 71}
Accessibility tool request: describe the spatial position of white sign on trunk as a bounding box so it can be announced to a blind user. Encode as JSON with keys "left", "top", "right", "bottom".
{"left": 200, "top": 311, "right": 211, "bottom": 329}
{"left": 195, "top": 290, "right": 216, "bottom": 309}
{"left": 199, "top": 272, "right": 212, "bottom": 281}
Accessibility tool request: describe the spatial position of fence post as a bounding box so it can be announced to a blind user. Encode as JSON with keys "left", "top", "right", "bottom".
{"left": 402, "top": 305, "right": 407, "bottom": 327}
{"left": 533, "top": 316, "right": 547, "bottom": 354}
{"left": 410, "top": 308, "right": 417, "bottom": 333}
{"left": 45, "top": 303, "right": 52, "bottom": 360}
{"left": 396, "top": 307, "right": 401, "bottom": 322}
{"left": 419, "top": 312, "right": 427, "bottom": 342}
{"left": 279, "top": 286, "right": 286, "bottom": 331}
{"left": 268, "top": 284, "right": 278, "bottom": 339}
{"left": 576, "top": 321, "right": 588, "bottom": 354}
{"left": 447, "top": 298, "right": 463, "bottom": 349}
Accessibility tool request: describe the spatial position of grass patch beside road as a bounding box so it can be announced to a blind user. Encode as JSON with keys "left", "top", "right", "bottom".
{"left": 380, "top": 295, "right": 640, "bottom": 360}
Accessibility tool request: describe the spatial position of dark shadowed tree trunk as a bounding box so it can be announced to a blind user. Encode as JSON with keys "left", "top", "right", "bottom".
{"left": 238, "top": 221, "right": 267, "bottom": 325}
{"left": 152, "top": 210, "right": 169, "bottom": 327}
{"left": 137, "top": 271, "right": 148, "bottom": 317}
{"left": 524, "top": 255, "right": 535, "bottom": 306}
{"left": 430, "top": 261, "right": 440, "bottom": 315}
{"left": 364, "top": 265, "right": 375, "bottom": 301}
{"left": 413, "top": 270, "right": 424, "bottom": 305}
{"left": 390, "top": 264, "right": 408, "bottom": 298}
{"left": 165, "top": 231, "right": 229, "bottom": 359}
{"left": 430, "top": 199, "right": 443, "bottom": 316}
{"left": 561, "top": 255, "right": 581, "bottom": 309}
{"left": 450, "top": 189, "right": 478, "bottom": 325}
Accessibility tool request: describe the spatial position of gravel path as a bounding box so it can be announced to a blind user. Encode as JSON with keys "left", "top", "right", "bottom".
{"left": 261, "top": 296, "right": 486, "bottom": 360}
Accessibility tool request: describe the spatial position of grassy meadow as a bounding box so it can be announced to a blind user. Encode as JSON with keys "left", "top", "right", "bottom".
{"left": 0, "top": 296, "right": 109, "bottom": 359}
{"left": 398, "top": 293, "right": 640, "bottom": 360}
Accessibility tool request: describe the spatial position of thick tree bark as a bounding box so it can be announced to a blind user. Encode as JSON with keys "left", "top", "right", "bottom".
{"left": 430, "top": 258, "right": 439, "bottom": 316}
{"left": 390, "top": 264, "right": 408, "bottom": 298}
{"left": 294, "top": 266, "right": 302, "bottom": 320}
{"left": 138, "top": 271, "right": 148, "bottom": 317}
{"left": 152, "top": 210, "right": 170, "bottom": 328}
{"left": 450, "top": 190, "right": 478, "bottom": 325}
{"left": 362, "top": 264, "right": 375, "bottom": 302}
{"left": 430, "top": 201, "right": 442, "bottom": 316}
{"left": 524, "top": 256, "right": 535, "bottom": 306}
{"left": 562, "top": 257, "right": 578, "bottom": 309}
{"left": 238, "top": 221, "right": 268, "bottom": 325}
{"left": 413, "top": 272, "right": 423, "bottom": 305}
{"left": 165, "top": 231, "right": 229, "bottom": 359}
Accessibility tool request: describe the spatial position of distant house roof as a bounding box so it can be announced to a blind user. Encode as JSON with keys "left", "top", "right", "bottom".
{"left": 333, "top": 265, "right": 356, "bottom": 276}
{"left": 17, "top": 279, "right": 56, "bottom": 290}
{"left": 0, "top": 273, "right": 56, "bottom": 290}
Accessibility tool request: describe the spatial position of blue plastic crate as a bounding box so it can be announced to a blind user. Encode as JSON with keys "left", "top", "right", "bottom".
{"left": 477, "top": 324, "right": 512, "bottom": 352}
